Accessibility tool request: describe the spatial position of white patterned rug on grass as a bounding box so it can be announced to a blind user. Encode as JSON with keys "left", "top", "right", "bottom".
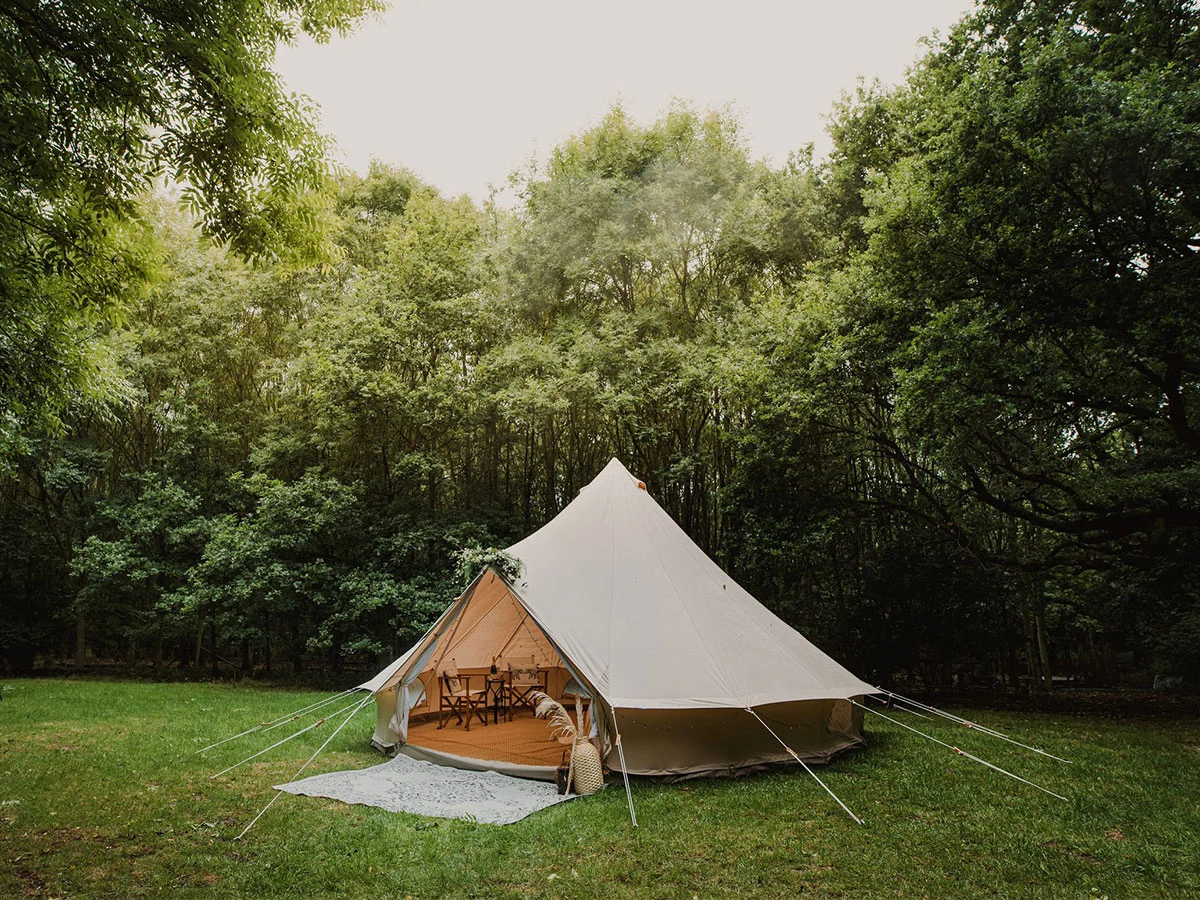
{"left": 275, "top": 753, "right": 574, "bottom": 825}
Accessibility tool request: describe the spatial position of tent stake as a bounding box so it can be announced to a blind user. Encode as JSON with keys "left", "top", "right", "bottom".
{"left": 613, "top": 731, "right": 638, "bottom": 828}
{"left": 210, "top": 697, "right": 364, "bottom": 779}
{"left": 236, "top": 693, "right": 374, "bottom": 841}
{"left": 873, "top": 688, "right": 1071, "bottom": 764}
{"left": 197, "top": 690, "right": 356, "bottom": 754}
{"left": 852, "top": 701, "right": 1067, "bottom": 801}
{"left": 746, "top": 708, "right": 863, "bottom": 826}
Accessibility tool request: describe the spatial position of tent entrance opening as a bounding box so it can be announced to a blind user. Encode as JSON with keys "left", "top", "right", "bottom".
{"left": 401, "top": 572, "right": 590, "bottom": 769}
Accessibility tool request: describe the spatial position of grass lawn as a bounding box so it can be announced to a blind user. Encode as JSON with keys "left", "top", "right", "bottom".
{"left": 1, "top": 679, "right": 1197, "bottom": 898}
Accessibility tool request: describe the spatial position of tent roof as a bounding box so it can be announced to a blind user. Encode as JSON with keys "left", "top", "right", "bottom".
{"left": 358, "top": 646, "right": 417, "bottom": 694}
{"left": 492, "top": 458, "right": 871, "bottom": 709}
{"left": 362, "top": 458, "right": 872, "bottom": 707}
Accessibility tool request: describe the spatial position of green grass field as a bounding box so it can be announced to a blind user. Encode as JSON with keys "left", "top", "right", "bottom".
{"left": 1, "top": 679, "right": 1197, "bottom": 898}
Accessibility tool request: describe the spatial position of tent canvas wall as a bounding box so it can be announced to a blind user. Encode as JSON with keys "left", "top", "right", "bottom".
{"left": 362, "top": 458, "right": 874, "bottom": 779}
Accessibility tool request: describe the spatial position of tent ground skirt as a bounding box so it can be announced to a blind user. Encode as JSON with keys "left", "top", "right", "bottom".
{"left": 611, "top": 700, "right": 867, "bottom": 778}
{"left": 399, "top": 700, "right": 866, "bottom": 781}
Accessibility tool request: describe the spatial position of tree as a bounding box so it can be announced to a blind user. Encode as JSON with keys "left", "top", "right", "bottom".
{"left": 268, "top": 170, "right": 497, "bottom": 507}
{"left": 817, "top": 0, "right": 1200, "bottom": 679}
{"left": 71, "top": 475, "right": 206, "bottom": 667}
{"left": 880, "top": 0, "right": 1200, "bottom": 545}
{"left": 0, "top": 0, "right": 381, "bottom": 459}
{"left": 496, "top": 104, "right": 821, "bottom": 541}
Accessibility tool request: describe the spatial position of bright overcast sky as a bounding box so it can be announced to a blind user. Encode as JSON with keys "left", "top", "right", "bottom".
{"left": 276, "top": 0, "right": 976, "bottom": 203}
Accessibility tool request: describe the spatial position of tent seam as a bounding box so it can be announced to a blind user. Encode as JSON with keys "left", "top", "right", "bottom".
{"left": 607, "top": 466, "right": 619, "bottom": 701}
{"left": 632, "top": 484, "right": 742, "bottom": 704}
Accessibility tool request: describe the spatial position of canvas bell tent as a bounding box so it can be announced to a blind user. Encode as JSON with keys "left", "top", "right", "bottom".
{"left": 360, "top": 458, "right": 875, "bottom": 780}
{"left": 212, "top": 458, "right": 1068, "bottom": 837}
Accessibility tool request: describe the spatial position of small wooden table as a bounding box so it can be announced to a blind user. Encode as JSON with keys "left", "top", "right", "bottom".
{"left": 484, "top": 675, "right": 509, "bottom": 724}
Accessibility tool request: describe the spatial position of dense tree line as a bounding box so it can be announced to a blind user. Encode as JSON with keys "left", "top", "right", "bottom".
{"left": 1, "top": 0, "right": 1197, "bottom": 689}
{"left": 0, "top": 0, "right": 383, "bottom": 459}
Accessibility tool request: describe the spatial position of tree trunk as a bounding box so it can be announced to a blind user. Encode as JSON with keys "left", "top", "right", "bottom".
{"left": 1005, "top": 642, "right": 1021, "bottom": 689}
{"left": 193, "top": 614, "right": 206, "bottom": 669}
{"left": 210, "top": 619, "right": 219, "bottom": 678}
{"left": 74, "top": 613, "right": 86, "bottom": 668}
{"left": 292, "top": 618, "right": 303, "bottom": 675}
{"left": 1019, "top": 592, "right": 1042, "bottom": 692}
{"left": 1034, "top": 601, "right": 1053, "bottom": 692}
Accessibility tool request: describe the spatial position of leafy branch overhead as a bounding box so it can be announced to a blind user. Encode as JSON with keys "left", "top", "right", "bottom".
{"left": 0, "top": 0, "right": 382, "bottom": 458}
{"left": 454, "top": 546, "right": 524, "bottom": 588}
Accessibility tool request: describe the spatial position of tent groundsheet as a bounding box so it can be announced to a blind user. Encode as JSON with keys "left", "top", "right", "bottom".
{"left": 275, "top": 752, "right": 576, "bottom": 825}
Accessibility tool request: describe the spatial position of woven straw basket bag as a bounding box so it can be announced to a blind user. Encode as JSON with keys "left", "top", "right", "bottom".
{"left": 534, "top": 691, "right": 605, "bottom": 795}
{"left": 570, "top": 737, "right": 604, "bottom": 795}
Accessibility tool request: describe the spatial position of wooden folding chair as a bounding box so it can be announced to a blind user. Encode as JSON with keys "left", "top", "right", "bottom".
{"left": 438, "top": 659, "right": 488, "bottom": 730}
{"left": 506, "top": 657, "right": 547, "bottom": 720}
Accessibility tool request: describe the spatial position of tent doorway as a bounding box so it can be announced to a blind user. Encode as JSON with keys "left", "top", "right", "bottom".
{"left": 371, "top": 571, "right": 598, "bottom": 780}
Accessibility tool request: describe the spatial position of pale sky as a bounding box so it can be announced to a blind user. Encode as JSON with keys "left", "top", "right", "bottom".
{"left": 276, "top": 0, "right": 976, "bottom": 203}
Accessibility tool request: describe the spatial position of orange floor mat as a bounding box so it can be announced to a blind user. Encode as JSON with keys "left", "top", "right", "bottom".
{"left": 406, "top": 709, "right": 582, "bottom": 768}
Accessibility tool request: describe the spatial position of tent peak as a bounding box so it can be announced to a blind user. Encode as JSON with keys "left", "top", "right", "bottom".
{"left": 600, "top": 456, "right": 642, "bottom": 484}
{"left": 578, "top": 457, "right": 644, "bottom": 494}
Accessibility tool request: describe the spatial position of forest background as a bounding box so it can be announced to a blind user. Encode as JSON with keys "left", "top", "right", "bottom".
{"left": 1, "top": 0, "right": 1198, "bottom": 694}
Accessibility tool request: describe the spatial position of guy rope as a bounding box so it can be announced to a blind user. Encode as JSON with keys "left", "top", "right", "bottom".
{"left": 745, "top": 707, "right": 864, "bottom": 826}
{"left": 872, "top": 688, "right": 1071, "bottom": 764}
{"left": 197, "top": 689, "right": 356, "bottom": 754}
{"left": 236, "top": 692, "right": 375, "bottom": 840}
{"left": 851, "top": 700, "right": 1067, "bottom": 801}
